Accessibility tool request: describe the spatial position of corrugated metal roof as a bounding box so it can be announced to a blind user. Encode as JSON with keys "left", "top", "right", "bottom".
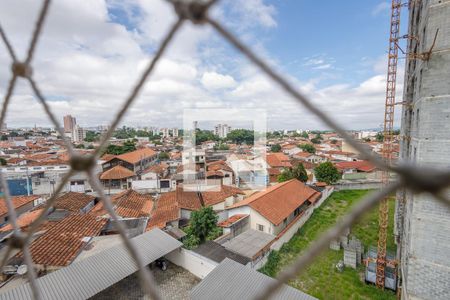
{"left": 222, "top": 229, "right": 275, "bottom": 259}
{"left": 190, "top": 258, "right": 317, "bottom": 300}
{"left": 192, "top": 241, "right": 251, "bottom": 265}
{"left": 0, "top": 229, "right": 181, "bottom": 300}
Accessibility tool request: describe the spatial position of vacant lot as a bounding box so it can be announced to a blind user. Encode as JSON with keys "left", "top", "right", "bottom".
{"left": 260, "top": 189, "right": 396, "bottom": 300}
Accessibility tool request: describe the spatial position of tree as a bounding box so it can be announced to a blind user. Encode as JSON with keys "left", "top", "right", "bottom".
{"left": 226, "top": 129, "right": 254, "bottom": 145}
{"left": 0, "top": 158, "right": 7, "bottom": 166}
{"left": 271, "top": 144, "right": 282, "bottom": 152}
{"left": 278, "top": 163, "right": 308, "bottom": 183}
{"left": 183, "top": 206, "right": 221, "bottom": 249}
{"left": 84, "top": 131, "right": 100, "bottom": 142}
{"left": 75, "top": 144, "right": 85, "bottom": 149}
{"left": 158, "top": 152, "right": 170, "bottom": 160}
{"left": 330, "top": 139, "right": 338, "bottom": 144}
{"left": 122, "top": 140, "right": 136, "bottom": 153}
{"left": 314, "top": 162, "right": 341, "bottom": 184}
{"left": 105, "top": 140, "right": 136, "bottom": 155}
{"left": 195, "top": 129, "right": 218, "bottom": 145}
{"left": 299, "top": 143, "right": 315, "bottom": 154}
{"left": 301, "top": 131, "right": 309, "bottom": 139}
{"left": 311, "top": 137, "right": 322, "bottom": 144}
{"left": 375, "top": 132, "right": 384, "bottom": 142}
{"left": 0, "top": 135, "right": 8, "bottom": 141}
{"left": 87, "top": 144, "right": 94, "bottom": 149}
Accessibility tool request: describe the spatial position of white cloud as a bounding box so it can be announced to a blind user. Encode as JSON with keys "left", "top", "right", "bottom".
{"left": 0, "top": 0, "right": 401, "bottom": 131}
{"left": 372, "top": 2, "right": 389, "bottom": 16}
{"left": 201, "top": 72, "right": 237, "bottom": 90}
{"left": 228, "top": 0, "right": 277, "bottom": 29}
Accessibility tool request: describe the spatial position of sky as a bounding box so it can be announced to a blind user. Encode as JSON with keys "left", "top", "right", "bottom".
{"left": 0, "top": 0, "right": 407, "bottom": 131}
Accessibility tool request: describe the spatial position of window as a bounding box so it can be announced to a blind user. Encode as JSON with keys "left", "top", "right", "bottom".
{"left": 283, "top": 218, "right": 288, "bottom": 226}
{"left": 257, "top": 224, "right": 264, "bottom": 232}
{"left": 294, "top": 207, "right": 300, "bottom": 216}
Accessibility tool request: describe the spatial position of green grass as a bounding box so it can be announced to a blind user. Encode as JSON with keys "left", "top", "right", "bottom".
{"left": 259, "top": 189, "right": 396, "bottom": 300}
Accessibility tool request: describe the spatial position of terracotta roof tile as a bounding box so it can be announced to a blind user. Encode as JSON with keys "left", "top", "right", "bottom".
{"left": 0, "top": 208, "right": 43, "bottom": 232}
{"left": 100, "top": 165, "right": 135, "bottom": 180}
{"left": 218, "top": 214, "right": 248, "bottom": 227}
{"left": 335, "top": 160, "right": 376, "bottom": 172}
{"left": 115, "top": 148, "right": 156, "bottom": 164}
{"left": 53, "top": 192, "right": 96, "bottom": 212}
{"left": 113, "top": 190, "right": 153, "bottom": 218}
{"left": 25, "top": 214, "right": 107, "bottom": 267}
{"left": 266, "top": 153, "right": 292, "bottom": 168}
{"left": 228, "top": 179, "right": 320, "bottom": 225}
{"left": 146, "top": 193, "right": 179, "bottom": 230}
{"left": 0, "top": 195, "right": 40, "bottom": 217}
{"left": 142, "top": 162, "right": 169, "bottom": 175}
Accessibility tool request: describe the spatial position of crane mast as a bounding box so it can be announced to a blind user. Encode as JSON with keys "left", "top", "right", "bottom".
{"left": 376, "top": 0, "right": 402, "bottom": 289}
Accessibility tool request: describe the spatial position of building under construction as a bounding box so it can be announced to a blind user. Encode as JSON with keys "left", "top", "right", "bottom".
{"left": 396, "top": 0, "right": 450, "bottom": 299}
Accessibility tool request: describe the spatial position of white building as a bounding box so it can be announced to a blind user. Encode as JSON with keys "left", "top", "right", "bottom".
{"left": 214, "top": 124, "right": 231, "bottom": 138}
{"left": 72, "top": 125, "right": 86, "bottom": 143}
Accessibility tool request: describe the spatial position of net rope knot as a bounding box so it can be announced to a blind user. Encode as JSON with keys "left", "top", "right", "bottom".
{"left": 173, "top": 0, "right": 209, "bottom": 24}
{"left": 11, "top": 62, "right": 32, "bottom": 78}
{"left": 70, "top": 154, "right": 96, "bottom": 172}
{"left": 8, "top": 231, "right": 27, "bottom": 249}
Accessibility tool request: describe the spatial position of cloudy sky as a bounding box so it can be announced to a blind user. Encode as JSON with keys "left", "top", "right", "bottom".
{"left": 0, "top": 0, "right": 406, "bottom": 131}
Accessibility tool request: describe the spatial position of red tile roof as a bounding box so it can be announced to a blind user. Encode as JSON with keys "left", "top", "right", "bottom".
{"left": 335, "top": 160, "right": 376, "bottom": 172}
{"left": 112, "top": 190, "right": 153, "bottom": 218}
{"left": 100, "top": 165, "right": 135, "bottom": 180}
{"left": 26, "top": 214, "right": 107, "bottom": 267}
{"left": 115, "top": 148, "right": 156, "bottom": 164}
{"left": 266, "top": 153, "right": 292, "bottom": 168}
{"left": 146, "top": 185, "right": 244, "bottom": 228}
{"left": 218, "top": 214, "right": 248, "bottom": 228}
{"left": 0, "top": 208, "right": 43, "bottom": 232}
{"left": 0, "top": 195, "right": 40, "bottom": 217}
{"left": 53, "top": 192, "right": 96, "bottom": 212}
{"left": 228, "top": 179, "right": 320, "bottom": 225}
{"left": 142, "top": 162, "right": 169, "bottom": 175}
{"left": 146, "top": 194, "right": 180, "bottom": 230}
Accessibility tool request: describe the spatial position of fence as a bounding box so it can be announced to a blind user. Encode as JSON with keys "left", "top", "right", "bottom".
{"left": 0, "top": 0, "right": 450, "bottom": 300}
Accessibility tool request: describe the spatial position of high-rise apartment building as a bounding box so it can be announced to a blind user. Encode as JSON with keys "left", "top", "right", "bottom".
{"left": 63, "top": 115, "right": 76, "bottom": 133}
{"left": 396, "top": 1, "right": 450, "bottom": 299}
{"left": 72, "top": 125, "right": 86, "bottom": 143}
{"left": 214, "top": 124, "right": 231, "bottom": 138}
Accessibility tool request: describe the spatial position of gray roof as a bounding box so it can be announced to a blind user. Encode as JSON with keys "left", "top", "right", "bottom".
{"left": 190, "top": 258, "right": 317, "bottom": 300}
{"left": 0, "top": 229, "right": 182, "bottom": 300}
{"left": 222, "top": 229, "right": 275, "bottom": 259}
{"left": 192, "top": 241, "right": 251, "bottom": 265}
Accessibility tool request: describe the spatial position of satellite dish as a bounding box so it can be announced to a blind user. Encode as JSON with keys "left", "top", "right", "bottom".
{"left": 17, "top": 265, "right": 27, "bottom": 275}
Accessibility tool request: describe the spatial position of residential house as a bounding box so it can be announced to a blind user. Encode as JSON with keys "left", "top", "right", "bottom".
{"left": 0, "top": 195, "right": 44, "bottom": 226}
{"left": 206, "top": 160, "right": 234, "bottom": 186}
{"left": 335, "top": 160, "right": 381, "bottom": 180}
{"left": 101, "top": 148, "right": 157, "bottom": 175}
{"left": 52, "top": 191, "right": 98, "bottom": 214}
{"left": 22, "top": 214, "right": 107, "bottom": 271}
{"left": 131, "top": 162, "right": 175, "bottom": 193}
{"left": 227, "top": 155, "right": 269, "bottom": 189}
{"left": 148, "top": 185, "right": 244, "bottom": 228}
{"left": 294, "top": 152, "right": 327, "bottom": 164}
{"left": 281, "top": 144, "right": 301, "bottom": 156}
{"left": 226, "top": 179, "right": 321, "bottom": 236}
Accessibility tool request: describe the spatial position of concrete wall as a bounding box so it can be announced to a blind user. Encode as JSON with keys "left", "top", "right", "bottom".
{"left": 165, "top": 247, "right": 218, "bottom": 279}
{"left": 335, "top": 181, "right": 382, "bottom": 191}
{"left": 398, "top": 1, "right": 450, "bottom": 299}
